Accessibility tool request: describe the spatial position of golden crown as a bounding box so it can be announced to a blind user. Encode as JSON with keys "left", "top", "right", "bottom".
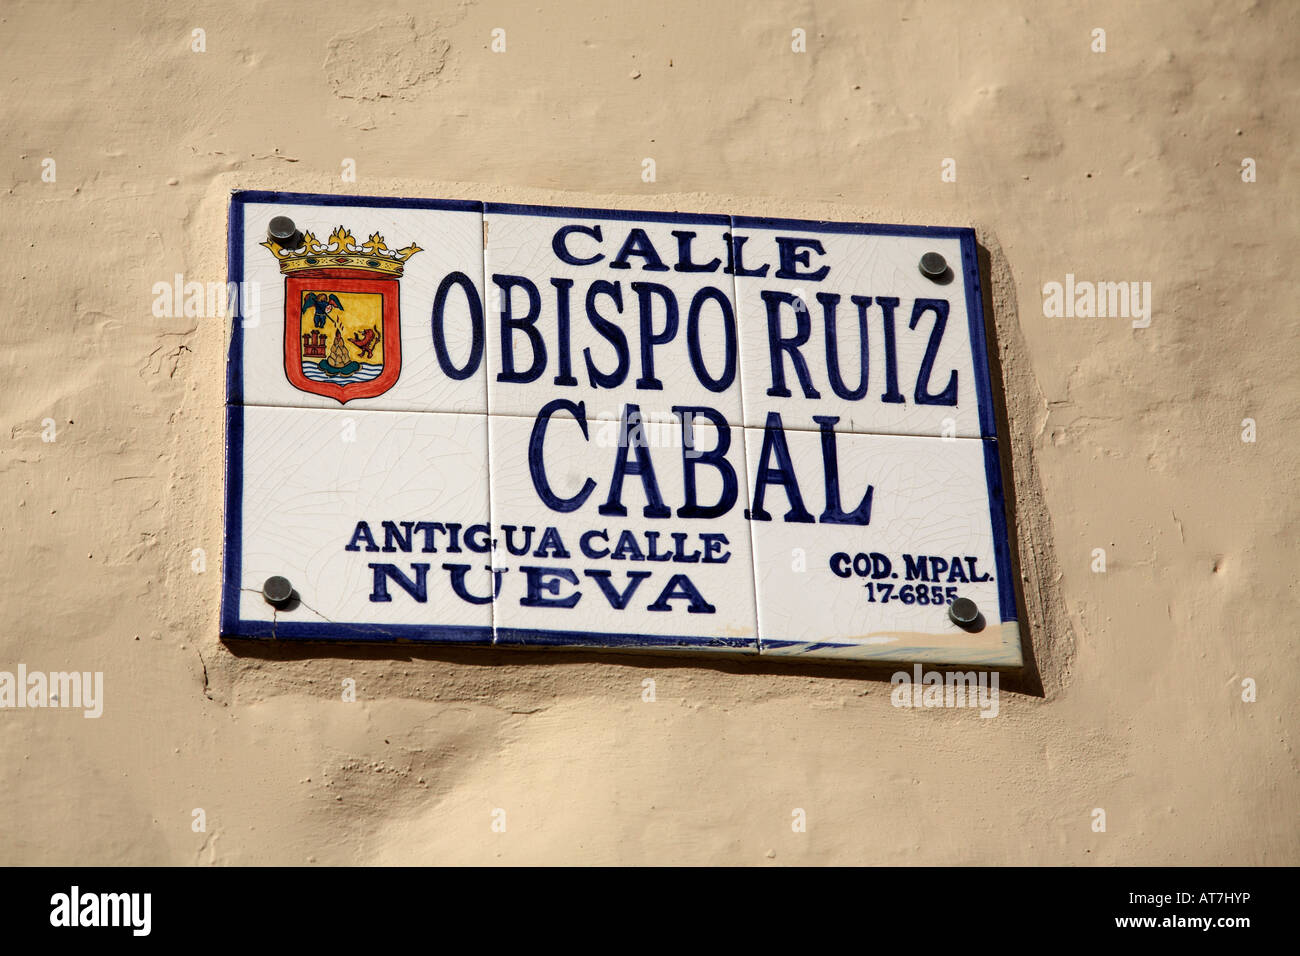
{"left": 261, "top": 225, "right": 422, "bottom": 277}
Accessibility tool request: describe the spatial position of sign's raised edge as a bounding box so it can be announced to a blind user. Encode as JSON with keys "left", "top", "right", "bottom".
{"left": 219, "top": 403, "right": 243, "bottom": 638}
{"left": 983, "top": 437, "right": 1019, "bottom": 628}
{"left": 959, "top": 229, "right": 997, "bottom": 440}
{"left": 221, "top": 194, "right": 246, "bottom": 640}
{"left": 729, "top": 213, "right": 972, "bottom": 240}
{"left": 494, "top": 628, "right": 758, "bottom": 651}
{"left": 759, "top": 620, "right": 1023, "bottom": 666}
{"left": 230, "top": 190, "right": 979, "bottom": 236}
{"left": 226, "top": 618, "right": 494, "bottom": 644}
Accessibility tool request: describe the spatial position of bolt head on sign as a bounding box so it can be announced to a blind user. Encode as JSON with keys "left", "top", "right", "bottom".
{"left": 949, "top": 596, "right": 980, "bottom": 628}
{"left": 267, "top": 215, "right": 302, "bottom": 249}
{"left": 919, "top": 251, "right": 948, "bottom": 280}
{"left": 262, "top": 575, "right": 294, "bottom": 607}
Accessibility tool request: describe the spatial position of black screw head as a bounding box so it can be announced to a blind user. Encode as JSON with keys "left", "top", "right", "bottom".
{"left": 262, "top": 575, "right": 294, "bottom": 607}
{"left": 919, "top": 251, "right": 948, "bottom": 280}
{"left": 949, "top": 597, "right": 979, "bottom": 626}
{"left": 268, "top": 216, "right": 302, "bottom": 249}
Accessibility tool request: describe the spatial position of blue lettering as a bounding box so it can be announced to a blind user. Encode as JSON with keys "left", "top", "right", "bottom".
{"left": 529, "top": 399, "right": 596, "bottom": 513}
{"left": 552, "top": 223, "right": 604, "bottom": 265}
{"left": 493, "top": 273, "right": 545, "bottom": 383}
{"left": 430, "top": 271, "right": 484, "bottom": 380}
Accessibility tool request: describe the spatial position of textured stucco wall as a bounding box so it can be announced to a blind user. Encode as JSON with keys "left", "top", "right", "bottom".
{"left": 1, "top": 0, "right": 1296, "bottom": 864}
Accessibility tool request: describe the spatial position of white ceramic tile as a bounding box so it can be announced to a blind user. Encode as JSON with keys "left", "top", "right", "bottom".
{"left": 223, "top": 404, "right": 494, "bottom": 642}
{"left": 488, "top": 407, "right": 757, "bottom": 651}
{"left": 233, "top": 195, "right": 488, "bottom": 414}
{"left": 731, "top": 218, "right": 994, "bottom": 439}
{"left": 745, "top": 423, "right": 1020, "bottom": 665}
{"left": 484, "top": 205, "right": 744, "bottom": 426}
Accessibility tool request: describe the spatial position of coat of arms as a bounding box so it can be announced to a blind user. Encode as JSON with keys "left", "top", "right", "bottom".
{"left": 262, "top": 225, "right": 421, "bottom": 403}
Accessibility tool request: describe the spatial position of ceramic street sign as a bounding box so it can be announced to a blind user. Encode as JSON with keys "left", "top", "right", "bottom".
{"left": 223, "top": 190, "right": 1022, "bottom": 666}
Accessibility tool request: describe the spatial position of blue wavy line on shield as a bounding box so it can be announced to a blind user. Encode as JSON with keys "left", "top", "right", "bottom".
{"left": 300, "top": 362, "right": 383, "bottom": 385}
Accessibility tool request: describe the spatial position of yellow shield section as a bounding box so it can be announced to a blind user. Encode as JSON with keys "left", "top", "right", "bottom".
{"left": 299, "top": 291, "right": 385, "bottom": 366}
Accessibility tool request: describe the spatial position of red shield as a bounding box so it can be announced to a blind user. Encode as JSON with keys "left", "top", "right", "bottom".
{"left": 283, "top": 268, "right": 401, "bottom": 404}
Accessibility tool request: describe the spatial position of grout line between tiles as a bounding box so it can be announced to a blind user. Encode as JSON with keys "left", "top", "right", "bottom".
{"left": 231, "top": 400, "right": 994, "bottom": 443}
{"left": 726, "top": 214, "right": 766, "bottom": 655}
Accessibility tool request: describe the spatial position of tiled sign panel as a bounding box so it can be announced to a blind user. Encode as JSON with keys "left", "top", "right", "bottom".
{"left": 223, "top": 191, "right": 1021, "bottom": 666}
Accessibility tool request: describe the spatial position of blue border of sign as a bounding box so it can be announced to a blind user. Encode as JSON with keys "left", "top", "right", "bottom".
{"left": 729, "top": 213, "right": 973, "bottom": 241}
{"left": 222, "top": 190, "right": 1019, "bottom": 661}
{"left": 220, "top": 196, "right": 244, "bottom": 638}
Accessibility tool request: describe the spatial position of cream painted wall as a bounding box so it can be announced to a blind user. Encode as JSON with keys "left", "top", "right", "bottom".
{"left": 1, "top": 0, "right": 1295, "bottom": 864}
